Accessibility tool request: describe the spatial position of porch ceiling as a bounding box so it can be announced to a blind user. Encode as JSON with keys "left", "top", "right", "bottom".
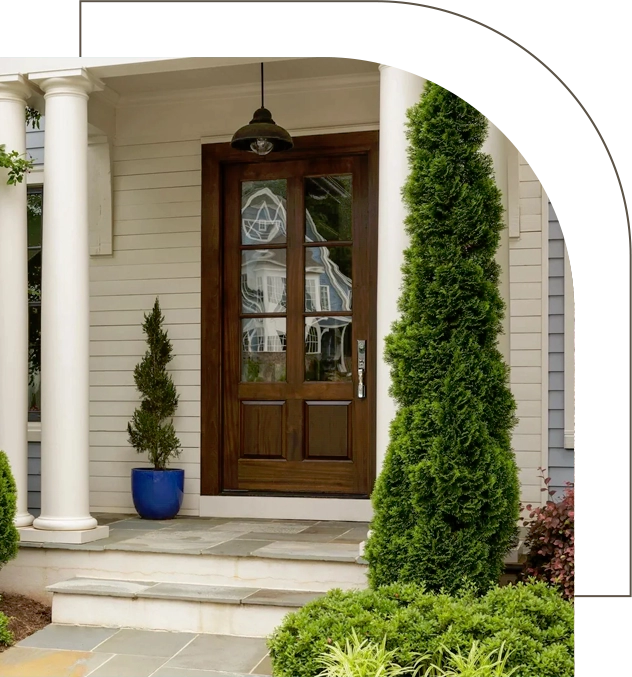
{"left": 101, "top": 57, "right": 379, "bottom": 98}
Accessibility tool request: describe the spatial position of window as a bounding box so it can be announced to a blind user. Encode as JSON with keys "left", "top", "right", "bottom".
{"left": 267, "top": 275, "right": 286, "bottom": 309}
{"left": 266, "top": 332, "right": 286, "bottom": 353}
{"left": 320, "top": 284, "right": 330, "bottom": 311}
{"left": 305, "top": 278, "right": 317, "bottom": 311}
{"left": 28, "top": 188, "right": 43, "bottom": 422}
{"left": 305, "top": 325, "right": 320, "bottom": 354}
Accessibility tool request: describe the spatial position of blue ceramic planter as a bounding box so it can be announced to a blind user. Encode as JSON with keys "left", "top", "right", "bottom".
{"left": 131, "top": 468, "right": 184, "bottom": 520}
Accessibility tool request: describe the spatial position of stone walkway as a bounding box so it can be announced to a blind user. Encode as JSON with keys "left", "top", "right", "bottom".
{"left": 21, "top": 514, "right": 370, "bottom": 561}
{"left": 0, "top": 624, "right": 273, "bottom": 676}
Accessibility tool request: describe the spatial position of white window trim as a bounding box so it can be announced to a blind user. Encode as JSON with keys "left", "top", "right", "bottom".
{"left": 540, "top": 190, "right": 550, "bottom": 479}
{"left": 507, "top": 143, "right": 520, "bottom": 238}
{"left": 564, "top": 246, "right": 575, "bottom": 449}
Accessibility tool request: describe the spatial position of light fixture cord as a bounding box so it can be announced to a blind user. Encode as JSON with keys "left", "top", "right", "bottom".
{"left": 260, "top": 62, "right": 265, "bottom": 109}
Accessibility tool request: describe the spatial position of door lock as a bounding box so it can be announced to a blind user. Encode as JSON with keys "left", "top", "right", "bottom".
{"left": 357, "top": 340, "right": 366, "bottom": 399}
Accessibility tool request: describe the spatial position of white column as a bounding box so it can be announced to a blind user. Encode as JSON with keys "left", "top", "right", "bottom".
{"left": 30, "top": 70, "right": 105, "bottom": 537}
{"left": 0, "top": 75, "right": 34, "bottom": 527}
{"left": 375, "top": 66, "right": 426, "bottom": 474}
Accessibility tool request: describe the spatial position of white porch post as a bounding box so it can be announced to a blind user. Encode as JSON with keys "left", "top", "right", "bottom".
{"left": 0, "top": 75, "right": 34, "bottom": 527}
{"left": 375, "top": 66, "right": 426, "bottom": 474}
{"left": 28, "top": 70, "right": 107, "bottom": 541}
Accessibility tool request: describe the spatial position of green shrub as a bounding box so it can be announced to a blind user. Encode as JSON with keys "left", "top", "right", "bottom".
{"left": 268, "top": 582, "right": 574, "bottom": 677}
{"left": 0, "top": 451, "right": 19, "bottom": 568}
{"left": 0, "top": 608, "right": 13, "bottom": 646}
{"left": 365, "top": 80, "right": 520, "bottom": 594}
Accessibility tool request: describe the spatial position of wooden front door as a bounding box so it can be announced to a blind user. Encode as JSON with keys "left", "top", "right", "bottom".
{"left": 202, "top": 133, "right": 378, "bottom": 497}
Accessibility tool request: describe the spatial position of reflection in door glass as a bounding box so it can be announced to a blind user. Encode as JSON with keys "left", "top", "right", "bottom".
{"left": 241, "top": 180, "right": 288, "bottom": 245}
{"left": 242, "top": 318, "right": 287, "bottom": 382}
{"left": 305, "top": 175, "right": 352, "bottom": 242}
{"left": 305, "top": 246, "right": 352, "bottom": 312}
{"left": 242, "top": 250, "right": 287, "bottom": 313}
{"left": 305, "top": 317, "right": 352, "bottom": 382}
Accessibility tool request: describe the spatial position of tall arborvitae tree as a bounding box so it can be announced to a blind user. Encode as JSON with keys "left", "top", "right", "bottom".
{"left": 365, "top": 82, "right": 520, "bottom": 594}
{"left": 128, "top": 298, "right": 181, "bottom": 470}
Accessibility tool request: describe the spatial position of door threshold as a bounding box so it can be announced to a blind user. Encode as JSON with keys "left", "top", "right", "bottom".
{"left": 199, "top": 495, "right": 372, "bottom": 522}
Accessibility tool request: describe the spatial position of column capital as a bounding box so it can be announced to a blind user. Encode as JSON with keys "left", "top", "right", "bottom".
{"left": 28, "top": 68, "right": 103, "bottom": 99}
{"left": 0, "top": 74, "right": 39, "bottom": 104}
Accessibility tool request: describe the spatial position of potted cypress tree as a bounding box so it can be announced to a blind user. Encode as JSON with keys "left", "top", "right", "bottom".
{"left": 127, "top": 298, "right": 183, "bottom": 520}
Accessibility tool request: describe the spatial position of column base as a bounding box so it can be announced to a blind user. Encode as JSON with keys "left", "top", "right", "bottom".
{"left": 33, "top": 515, "right": 98, "bottom": 531}
{"left": 19, "top": 525, "right": 109, "bottom": 544}
{"left": 14, "top": 512, "right": 34, "bottom": 528}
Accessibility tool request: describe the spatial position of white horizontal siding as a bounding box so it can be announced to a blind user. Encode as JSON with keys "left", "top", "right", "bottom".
{"left": 91, "top": 416, "right": 200, "bottom": 432}
{"left": 90, "top": 247, "right": 200, "bottom": 267}
{"left": 90, "top": 401, "right": 200, "bottom": 418}
{"left": 90, "top": 355, "right": 200, "bottom": 373}
{"left": 91, "top": 447, "right": 201, "bottom": 464}
{"left": 91, "top": 293, "right": 200, "bottom": 312}
{"left": 509, "top": 155, "right": 547, "bottom": 502}
{"left": 91, "top": 278, "right": 201, "bottom": 297}
{"left": 91, "top": 262, "right": 201, "bottom": 282}
{"left": 90, "top": 371, "right": 200, "bottom": 387}
{"left": 91, "top": 324, "right": 201, "bottom": 342}
{"left": 89, "top": 139, "right": 202, "bottom": 515}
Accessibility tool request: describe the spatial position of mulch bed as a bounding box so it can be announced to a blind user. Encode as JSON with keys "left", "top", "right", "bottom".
{"left": 0, "top": 592, "right": 51, "bottom": 652}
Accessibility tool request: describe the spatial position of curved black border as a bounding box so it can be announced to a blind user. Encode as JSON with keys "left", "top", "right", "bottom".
{"left": 78, "top": 2, "right": 630, "bottom": 595}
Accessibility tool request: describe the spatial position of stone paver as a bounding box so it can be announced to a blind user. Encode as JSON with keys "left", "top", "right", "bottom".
{"left": 202, "top": 538, "right": 274, "bottom": 557}
{"left": 243, "top": 588, "right": 324, "bottom": 607}
{"left": 94, "top": 628, "right": 197, "bottom": 657}
{"left": 141, "top": 582, "right": 260, "bottom": 603}
{"left": 153, "top": 669, "right": 251, "bottom": 677}
{"left": 88, "top": 654, "right": 167, "bottom": 677}
{"left": 18, "top": 515, "right": 370, "bottom": 563}
{"left": 208, "top": 521, "right": 310, "bottom": 534}
{"left": 18, "top": 624, "right": 118, "bottom": 651}
{"left": 163, "top": 634, "right": 268, "bottom": 673}
{"left": 48, "top": 577, "right": 151, "bottom": 598}
{"left": 2, "top": 626, "right": 274, "bottom": 676}
{"left": 253, "top": 654, "right": 274, "bottom": 676}
{"left": 253, "top": 540, "right": 360, "bottom": 562}
{"left": 0, "top": 647, "right": 112, "bottom": 677}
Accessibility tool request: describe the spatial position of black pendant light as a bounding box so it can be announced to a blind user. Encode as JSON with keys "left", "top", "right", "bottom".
{"left": 231, "top": 63, "right": 293, "bottom": 156}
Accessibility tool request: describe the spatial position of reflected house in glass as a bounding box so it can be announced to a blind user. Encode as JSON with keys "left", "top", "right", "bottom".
{"left": 240, "top": 180, "right": 353, "bottom": 383}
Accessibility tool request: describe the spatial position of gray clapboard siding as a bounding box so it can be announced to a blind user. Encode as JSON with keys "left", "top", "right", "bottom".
{"left": 26, "top": 116, "right": 45, "bottom": 166}
{"left": 28, "top": 441, "right": 41, "bottom": 516}
{"left": 548, "top": 202, "right": 574, "bottom": 495}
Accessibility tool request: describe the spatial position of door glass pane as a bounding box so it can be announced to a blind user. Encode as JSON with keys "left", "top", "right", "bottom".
{"left": 242, "top": 250, "right": 287, "bottom": 313}
{"left": 242, "top": 180, "right": 287, "bottom": 244}
{"left": 305, "top": 246, "right": 352, "bottom": 311}
{"left": 305, "top": 317, "right": 352, "bottom": 382}
{"left": 305, "top": 175, "right": 352, "bottom": 242}
{"left": 242, "top": 318, "right": 287, "bottom": 382}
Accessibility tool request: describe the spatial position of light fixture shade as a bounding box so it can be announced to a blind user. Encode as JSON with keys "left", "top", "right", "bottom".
{"left": 231, "top": 107, "right": 294, "bottom": 154}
